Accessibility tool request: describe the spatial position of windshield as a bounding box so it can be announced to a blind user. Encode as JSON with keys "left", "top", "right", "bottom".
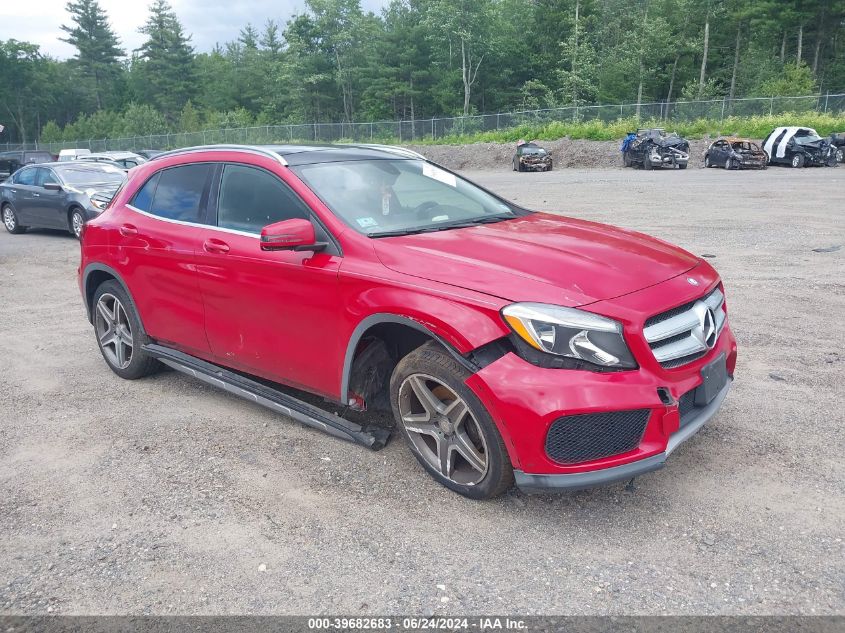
{"left": 794, "top": 130, "right": 823, "bottom": 145}
{"left": 59, "top": 166, "right": 126, "bottom": 186}
{"left": 521, "top": 147, "right": 547, "bottom": 156}
{"left": 292, "top": 159, "right": 517, "bottom": 237}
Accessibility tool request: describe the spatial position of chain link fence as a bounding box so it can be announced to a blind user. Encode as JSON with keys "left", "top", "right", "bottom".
{"left": 4, "top": 93, "right": 844, "bottom": 153}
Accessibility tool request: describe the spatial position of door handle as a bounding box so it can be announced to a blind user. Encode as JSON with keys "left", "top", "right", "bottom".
{"left": 119, "top": 224, "right": 138, "bottom": 236}
{"left": 203, "top": 238, "right": 230, "bottom": 254}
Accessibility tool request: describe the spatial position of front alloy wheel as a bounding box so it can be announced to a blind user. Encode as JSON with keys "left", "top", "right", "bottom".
{"left": 398, "top": 374, "right": 489, "bottom": 485}
{"left": 390, "top": 341, "right": 513, "bottom": 499}
{"left": 95, "top": 293, "right": 134, "bottom": 369}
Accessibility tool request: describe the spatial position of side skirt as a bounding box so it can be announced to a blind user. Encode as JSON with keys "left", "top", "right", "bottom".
{"left": 142, "top": 344, "right": 391, "bottom": 450}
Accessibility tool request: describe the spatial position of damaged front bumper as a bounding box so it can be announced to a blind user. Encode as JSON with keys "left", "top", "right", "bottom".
{"left": 649, "top": 149, "right": 689, "bottom": 168}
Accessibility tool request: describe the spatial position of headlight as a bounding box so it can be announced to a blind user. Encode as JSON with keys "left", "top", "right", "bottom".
{"left": 502, "top": 303, "right": 637, "bottom": 370}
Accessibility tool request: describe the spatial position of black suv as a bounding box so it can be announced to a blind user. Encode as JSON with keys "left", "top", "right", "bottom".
{"left": 0, "top": 150, "right": 55, "bottom": 181}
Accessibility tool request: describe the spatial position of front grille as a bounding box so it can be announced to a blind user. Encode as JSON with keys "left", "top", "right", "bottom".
{"left": 545, "top": 410, "right": 650, "bottom": 464}
{"left": 643, "top": 286, "right": 726, "bottom": 370}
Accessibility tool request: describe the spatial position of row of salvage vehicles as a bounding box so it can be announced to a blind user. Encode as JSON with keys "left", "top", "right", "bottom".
{"left": 621, "top": 126, "right": 843, "bottom": 170}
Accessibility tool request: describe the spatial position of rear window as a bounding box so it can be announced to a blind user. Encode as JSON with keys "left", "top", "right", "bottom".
{"left": 131, "top": 173, "right": 160, "bottom": 212}
{"left": 25, "top": 152, "right": 52, "bottom": 164}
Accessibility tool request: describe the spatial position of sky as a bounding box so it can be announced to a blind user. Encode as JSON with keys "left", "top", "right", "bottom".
{"left": 1, "top": 0, "right": 388, "bottom": 59}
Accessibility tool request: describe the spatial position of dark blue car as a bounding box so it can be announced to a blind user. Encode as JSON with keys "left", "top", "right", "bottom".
{"left": 1, "top": 162, "right": 125, "bottom": 239}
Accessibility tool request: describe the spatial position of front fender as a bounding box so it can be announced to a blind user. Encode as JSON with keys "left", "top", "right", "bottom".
{"left": 338, "top": 286, "right": 510, "bottom": 403}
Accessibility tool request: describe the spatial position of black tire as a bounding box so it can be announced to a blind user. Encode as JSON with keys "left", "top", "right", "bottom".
{"left": 69, "top": 207, "right": 85, "bottom": 239}
{"left": 2, "top": 204, "right": 27, "bottom": 234}
{"left": 643, "top": 158, "right": 653, "bottom": 170}
{"left": 390, "top": 341, "right": 514, "bottom": 499}
{"left": 726, "top": 157, "right": 737, "bottom": 170}
{"left": 92, "top": 280, "right": 159, "bottom": 380}
{"left": 704, "top": 154, "right": 712, "bottom": 168}
{"left": 623, "top": 152, "right": 633, "bottom": 168}
{"left": 791, "top": 153, "right": 805, "bottom": 168}
{"left": 512, "top": 158, "right": 517, "bottom": 172}
{"left": 678, "top": 163, "right": 687, "bottom": 170}
{"left": 546, "top": 162, "right": 553, "bottom": 171}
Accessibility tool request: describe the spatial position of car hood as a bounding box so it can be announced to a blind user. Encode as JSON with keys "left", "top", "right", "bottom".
{"left": 654, "top": 136, "right": 688, "bottom": 148}
{"left": 373, "top": 212, "right": 700, "bottom": 306}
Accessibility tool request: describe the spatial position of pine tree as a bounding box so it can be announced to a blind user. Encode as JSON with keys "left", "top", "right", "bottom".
{"left": 135, "top": 0, "right": 196, "bottom": 119}
{"left": 60, "top": 0, "right": 124, "bottom": 110}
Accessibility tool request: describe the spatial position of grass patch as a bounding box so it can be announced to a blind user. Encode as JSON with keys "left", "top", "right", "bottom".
{"left": 404, "top": 112, "right": 845, "bottom": 145}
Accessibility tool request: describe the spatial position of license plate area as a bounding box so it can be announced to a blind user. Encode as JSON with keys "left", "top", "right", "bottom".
{"left": 695, "top": 353, "right": 727, "bottom": 406}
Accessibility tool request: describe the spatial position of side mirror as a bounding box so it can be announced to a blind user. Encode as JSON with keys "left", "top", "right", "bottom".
{"left": 260, "top": 218, "right": 326, "bottom": 252}
{"left": 43, "top": 183, "right": 62, "bottom": 191}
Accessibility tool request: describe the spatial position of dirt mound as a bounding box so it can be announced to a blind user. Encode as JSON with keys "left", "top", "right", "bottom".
{"left": 406, "top": 138, "right": 714, "bottom": 171}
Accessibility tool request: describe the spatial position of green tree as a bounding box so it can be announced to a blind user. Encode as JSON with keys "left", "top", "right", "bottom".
{"left": 134, "top": 0, "right": 196, "bottom": 119}
{"left": 0, "top": 40, "right": 52, "bottom": 143}
{"left": 423, "top": 0, "right": 496, "bottom": 115}
{"left": 60, "top": 0, "right": 124, "bottom": 110}
{"left": 758, "top": 61, "right": 817, "bottom": 96}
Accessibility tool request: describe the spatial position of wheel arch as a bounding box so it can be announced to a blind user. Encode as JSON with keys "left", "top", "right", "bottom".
{"left": 82, "top": 263, "right": 145, "bottom": 333}
{"left": 340, "top": 314, "right": 480, "bottom": 406}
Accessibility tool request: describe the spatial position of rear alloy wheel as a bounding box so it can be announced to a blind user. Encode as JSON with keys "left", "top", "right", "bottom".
{"left": 2, "top": 205, "right": 26, "bottom": 234}
{"left": 791, "top": 153, "right": 805, "bottom": 168}
{"left": 93, "top": 280, "right": 159, "bottom": 379}
{"left": 70, "top": 208, "right": 85, "bottom": 239}
{"left": 391, "top": 341, "right": 513, "bottom": 499}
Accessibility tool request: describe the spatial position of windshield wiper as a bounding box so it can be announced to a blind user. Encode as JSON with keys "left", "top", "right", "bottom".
{"left": 367, "top": 214, "right": 513, "bottom": 238}
{"left": 367, "top": 227, "right": 440, "bottom": 238}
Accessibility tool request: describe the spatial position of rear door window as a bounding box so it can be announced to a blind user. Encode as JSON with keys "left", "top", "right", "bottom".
{"left": 14, "top": 167, "right": 37, "bottom": 186}
{"left": 217, "top": 164, "right": 309, "bottom": 233}
{"left": 148, "top": 164, "right": 212, "bottom": 222}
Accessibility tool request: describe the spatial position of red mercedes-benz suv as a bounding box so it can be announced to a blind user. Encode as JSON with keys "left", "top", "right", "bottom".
{"left": 79, "top": 144, "right": 737, "bottom": 499}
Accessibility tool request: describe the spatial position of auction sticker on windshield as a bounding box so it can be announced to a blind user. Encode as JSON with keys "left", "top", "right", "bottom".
{"left": 422, "top": 163, "right": 457, "bottom": 187}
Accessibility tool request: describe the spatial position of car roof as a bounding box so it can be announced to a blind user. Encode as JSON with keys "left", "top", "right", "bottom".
{"left": 150, "top": 143, "right": 426, "bottom": 167}
{"left": 86, "top": 152, "right": 139, "bottom": 159}
{"left": 51, "top": 161, "right": 125, "bottom": 174}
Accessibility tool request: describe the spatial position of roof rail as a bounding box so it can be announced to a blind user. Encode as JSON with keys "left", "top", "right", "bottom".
{"left": 355, "top": 144, "right": 426, "bottom": 160}
{"left": 150, "top": 144, "right": 288, "bottom": 166}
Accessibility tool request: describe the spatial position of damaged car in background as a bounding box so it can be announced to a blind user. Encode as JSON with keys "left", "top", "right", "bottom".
{"left": 704, "top": 138, "right": 767, "bottom": 170}
{"left": 513, "top": 141, "right": 553, "bottom": 172}
{"left": 762, "top": 126, "right": 838, "bottom": 168}
{"left": 621, "top": 129, "right": 690, "bottom": 170}
{"left": 828, "top": 132, "right": 845, "bottom": 163}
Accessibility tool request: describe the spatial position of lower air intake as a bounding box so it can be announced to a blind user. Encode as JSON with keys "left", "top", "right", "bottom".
{"left": 545, "top": 410, "right": 650, "bottom": 464}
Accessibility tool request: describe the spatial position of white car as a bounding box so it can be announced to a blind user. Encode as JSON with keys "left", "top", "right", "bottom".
{"left": 58, "top": 149, "right": 92, "bottom": 162}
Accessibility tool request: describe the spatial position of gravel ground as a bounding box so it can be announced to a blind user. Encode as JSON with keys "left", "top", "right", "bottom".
{"left": 0, "top": 166, "right": 843, "bottom": 616}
